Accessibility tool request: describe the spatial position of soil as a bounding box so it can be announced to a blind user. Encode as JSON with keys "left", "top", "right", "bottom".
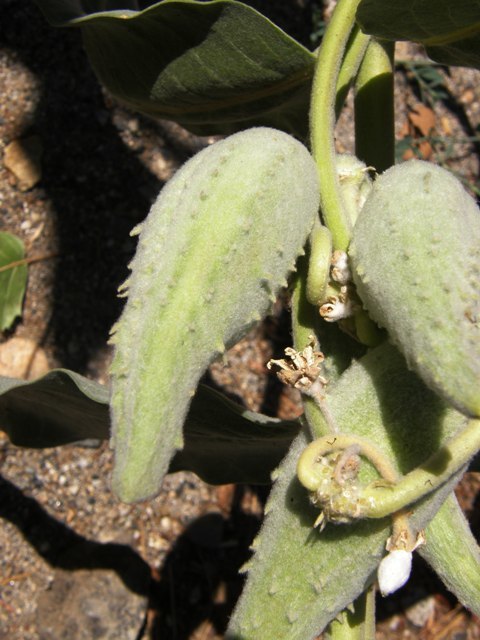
{"left": 1, "top": 1, "right": 480, "bottom": 639}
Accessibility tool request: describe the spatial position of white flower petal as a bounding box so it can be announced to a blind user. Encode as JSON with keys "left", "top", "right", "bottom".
{"left": 377, "top": 550, "right": 412, "bottom": 596}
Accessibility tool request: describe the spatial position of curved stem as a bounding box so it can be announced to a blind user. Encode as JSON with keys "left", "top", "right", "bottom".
{"left": 297, "top": 434, "right": 399, "bottom": 492}
{"left": 310, "top": 0, "right": 365, "bottom": 251}
{"left": 362, "top": 418, "right": 480, "bottom": 518}
{"left": 335, "top": 26, "right": 371, "bottom": 118}
{"left": 297, "top": 433, "right": 416, "bottom": 547}
{"left": 297, "top": 3, "right": 370, "bottom": 438}
{"left": 354, "top": 39, "right": 395, "bottom": 173}
{"left": 296, "top": 419, "right": 480, "bottom": 526}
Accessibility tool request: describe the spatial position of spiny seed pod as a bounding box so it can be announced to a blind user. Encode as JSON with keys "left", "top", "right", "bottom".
{"left": 350, "top": 159, "right": 480, "bottom": 417}
{"left": 110, "top": 127, "right": 320, "bottom": 502}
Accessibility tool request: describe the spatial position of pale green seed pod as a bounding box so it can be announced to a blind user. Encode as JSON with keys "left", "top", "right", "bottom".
{"left": 110, "top": 127, "right": 320, "bottom": 502}
{"left": 350, "top": 160, "right": 480, "bottom": 417}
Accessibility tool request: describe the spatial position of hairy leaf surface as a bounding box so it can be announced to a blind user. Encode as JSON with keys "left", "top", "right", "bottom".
{"left": 110, "top": 128, "right": 319, "bottom": 502}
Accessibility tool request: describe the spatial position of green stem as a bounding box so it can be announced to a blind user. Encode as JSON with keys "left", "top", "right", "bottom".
{"left": 325, "top": 587, "right": 376, "bottom": 640}
{"left": 363, "top": 586, "right": 376, "bottom": 639}
{"left": 297, "top": 6, "right": 370, "bottom": 437}
{"left": 351, "top": 39, "right": 394, "bottom": 346}
{"left": 297, "top": 433, "right": 399, "bottom": 492}
{"left": 354, "top": 39, "right": 395, "bottom": 173}
{"left": 335, "top": 26, "right": 371, "bottom": 117}
{"left": 291, "top": 258, "right": 334, "bottom": 438}
{"left": 362, "top": 418, "right": 480, "bottom": 518}
{"left": 310, "top": 0, "right": 365, "bottom": 251}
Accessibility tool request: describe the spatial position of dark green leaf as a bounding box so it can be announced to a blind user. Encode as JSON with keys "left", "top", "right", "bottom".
{"left": 0, "top": 370, "right": 110, "bottom": 446}
{"left": 33, "top": 0, "right": 142, "bottom": 24}
{"left": 357, "top": 0, "right": 480, "bottom": 69}
{"left": 171, "top": 385, "right": 300, "bottom": 485}
{"left": 34, "top": 0, "right": 315, "bottom": 137}
{"left": 0, "top": 370, "right": 298, "bottom": 484}
{"left": 0, "top": 232, "right": 28, "bottom": 331}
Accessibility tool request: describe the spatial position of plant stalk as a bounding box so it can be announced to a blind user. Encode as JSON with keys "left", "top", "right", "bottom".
{"left": 354, "top": 39, "right": 395, "bottom": 172}
{"left": 297, "top": 433, "right": 400, "bottom": 489}
{"left": 325, "top": 587, "right": 376, "bottom": 640}
{"left": 362, "top": 418, "right": 480, "bottom": 518}
{"left": 0, "top": 252, "right": 58, "bottom": 273}
{"left": 310, "top": 0, "right": 365, "bottom": 251}
{"left": 335, "top": 26, "right": 370, "bottom": 117}
{"left": 291, "top": 258, "right": 334, "bottom": 438}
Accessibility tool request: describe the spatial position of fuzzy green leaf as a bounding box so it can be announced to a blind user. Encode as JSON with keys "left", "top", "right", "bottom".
{"left": 227, "top": 343, "right": 468, "bottom": 639}
{"left": 0, "top": 232, "right": 28, "bottom": 331}
{"left": 0, "top": 370, "right": 298, "bottom": 484}
{"left": 356, "top": 0, "right": 480, "bottom": 68}
{"left": 419, "top": 493, "right": 480, "bottom": 615}
{"left": 34, "top": 0, "right": 315, "bottom": 137}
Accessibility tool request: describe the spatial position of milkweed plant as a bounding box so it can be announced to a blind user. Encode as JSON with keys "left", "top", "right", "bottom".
{"left": 2, "top": 0, "right": 480, "bottom": 637}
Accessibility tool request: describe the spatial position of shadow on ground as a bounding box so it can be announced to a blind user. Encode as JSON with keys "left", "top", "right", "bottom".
{"left": 0, "top": 473, "right": 269, "bottom": 639}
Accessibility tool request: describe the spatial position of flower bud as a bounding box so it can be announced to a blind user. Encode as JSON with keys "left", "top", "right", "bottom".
{"left": 377, "top": 549, "right": 412, "bottom": 597}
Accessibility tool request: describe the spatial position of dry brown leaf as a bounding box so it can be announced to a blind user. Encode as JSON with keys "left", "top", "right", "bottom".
{"left": 215, "top": 483, "right": 236, "bottom": 515}
{"left": 408, "top": 103, "right": 436, "bottom": 136}
{"left": 418, "top": 139, "right": 433, "bottom": 159}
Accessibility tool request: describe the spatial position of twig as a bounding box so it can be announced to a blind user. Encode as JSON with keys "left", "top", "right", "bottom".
{"left": 0, "top": 252, "right": 58, "bottom": 274}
